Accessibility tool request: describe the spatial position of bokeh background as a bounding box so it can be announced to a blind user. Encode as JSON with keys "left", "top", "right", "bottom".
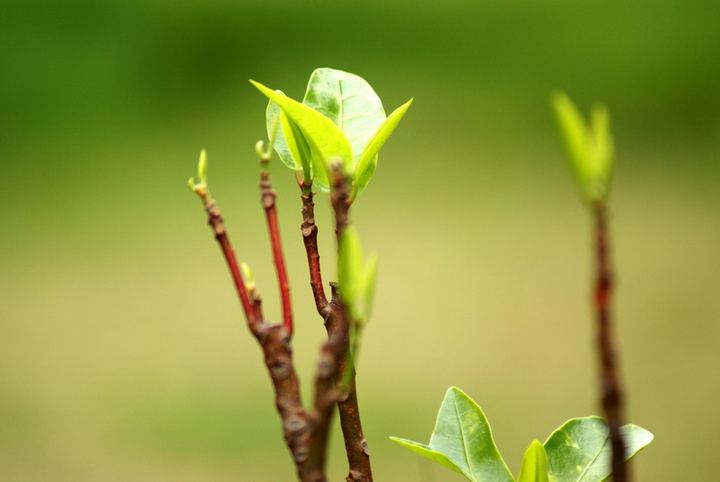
{"left": 2, "top": 0, "right": 719, "bottom": 480}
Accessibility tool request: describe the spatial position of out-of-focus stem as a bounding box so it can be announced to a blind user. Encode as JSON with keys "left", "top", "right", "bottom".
{"left": 593, "top": 201, "right": 628, "bottom": 482}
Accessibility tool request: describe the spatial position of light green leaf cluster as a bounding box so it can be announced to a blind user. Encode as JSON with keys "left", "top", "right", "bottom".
{"left": 551, "top": 91, "right": 614, "bottom": 204}
{"left": 391, "top": 388, "right": 653, "bottom": 482}
{"left": 338, "top": 226, "right": 377, "bottom": 324}
{"left": 251, "top": 68, "right": 412, "bottom": 202}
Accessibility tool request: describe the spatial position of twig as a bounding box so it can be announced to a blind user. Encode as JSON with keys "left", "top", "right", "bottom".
{"left": 300, "top": 181, "right": 329, "bottom": 315}
{"left": 196, "top": 189, "right": 259, "bottom": 333}
{"left": 328, "top": 163, "right": 373, "bottom": 482}
{"left": 194, "top": 187, "right": 319, "bottom": 481}
{"left": 593, "top": 201, "right": 628, "bottom": 482}
{"left": 260, "top": 156, "right": 294, "bottom": 335}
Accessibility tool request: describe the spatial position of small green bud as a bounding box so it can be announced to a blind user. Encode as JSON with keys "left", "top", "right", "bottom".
{"left": 241, "top": 262, "right": 256, "bottom": 292}
{"left": 197, "top": 149, "right": 208, "bottom": 185}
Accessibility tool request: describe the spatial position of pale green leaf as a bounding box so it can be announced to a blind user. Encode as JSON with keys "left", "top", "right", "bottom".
{"left": 392, "top": 387, "right": 514, "bottom": 482}
{"left": 351, "top": 98, "right": 413, "bottom": 201}
{"left": 551, "top": 91, "right": 615, "bottom": 203}
{"left": 361, "top": 254, "right": 378, "bottom": 322}
{"left": 389, "top": 437, "right": 468, "bottom": 478}
{"left": 589, "top": 104, "right": 614, "bottom": 198}
{"left": 544, "top": 417, "right": 654, "bottom": 482}
{"left": 338, "top": 226, "right": 364, "bottom": 321}
{"left": 302, "top": 68, "right": 386, "bottom": 172}
{"left": 281, "top": 110, "right": 314, "bottom": 185}
{"left": 197, "top": 149, "right": 208, "bottom": 185}
{"left": 551, "top": 91, "right": 590, "bottom": 193}
{"left": 518, "top": 440, "right": 549, "bottom": 482}
{"left": 266, "top": 93, "right": 301, "bottom": 171}
{"left": 251, "top": 80, "right": 353, "bottom": 189}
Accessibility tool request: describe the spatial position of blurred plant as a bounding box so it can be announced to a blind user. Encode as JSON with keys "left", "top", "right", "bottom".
{"left": 390, "top": 93, "right": 652, "bottom": 481}
{"left": 190, "top": 68, "right": 411, "bottom": 482}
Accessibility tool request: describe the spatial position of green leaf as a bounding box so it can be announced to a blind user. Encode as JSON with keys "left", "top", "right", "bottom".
{"left": 543, "top": 416, "right": 654, "bottom": 482}
{"left": 266, "top": 92, "right": 301, "bottom": 171}
{"left": 518, "top": 440, "right": 549, "bottom": 482}
{"left": 302, "top": 68, "right": 387, "bottom": 172}
{"left": 351, "top": 98, "right": 413, "bottom": 201}
{"left": 251, "top": 80, "right": 353, "bottom": 190}
{"left": 338, "top": 226, "right": 364, "bottom": 321}
{"left": 391, "top": 387, "right": 514, "bottom": 482}
{"left": 550, "top": 91, "right": 614, "bottom": 203}
{"left": 362, "top": 254, "right": 378, "bottom": 322}
{"left": 389, "top": 437, "right": 468, "bottom": 478}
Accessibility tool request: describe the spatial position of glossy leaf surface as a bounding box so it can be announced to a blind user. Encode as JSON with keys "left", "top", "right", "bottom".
{"left": 518, "top": 440, "right": 549, "bottom": 482}
{"left": 251, "top": 80, "right": 352, "bottom": 189}
{"left": 391, "top": 387, "right": 514, "bottom": 482}
{"left": 351, "top": 98, "right": 413, "bottom": 201}
{"left": 543, "top": 416, "right": 653, "bottom": 482}
{"left": 302, "top": 68, "right": 386, "bottom": 172}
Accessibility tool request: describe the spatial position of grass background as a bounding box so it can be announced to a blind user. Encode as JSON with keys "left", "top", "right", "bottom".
{"left": 1, "top": 0, "right": 719, "bottom": 480}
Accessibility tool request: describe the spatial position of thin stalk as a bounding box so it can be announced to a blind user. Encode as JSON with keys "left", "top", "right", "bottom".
{"left": 196, "top": 190, "right": 259, "bottom": 333}
{"left": 260, "top": 158, "right": 294, "bottom": 335}
{"left": 593, "top": 201, "right": 628, "bottom": 482}
{"left": 300, "top": 181, "right": 329, "bottom": 315}
{"left": 329, "top": 164, "right": 373, "bottom": 482}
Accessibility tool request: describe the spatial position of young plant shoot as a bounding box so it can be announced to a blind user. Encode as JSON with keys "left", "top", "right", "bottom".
{"left": 189, "top": 71, "right": 651, "bottom": 482}
{"left": 190, "top": 68, "right": 411, "bottom": 482}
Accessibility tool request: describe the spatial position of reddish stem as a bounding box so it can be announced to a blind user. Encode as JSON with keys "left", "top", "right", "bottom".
{"left": 300, "top": 182, "right": 329, "bottom": 314}
{"left": 200, "top": 193, "right": 259, "bottom": 333}
{"left": 261, "top": 165, "right": 294, "bottom": 336}
{"left": 594, "top": 201, "right": 628, "bottom": 482}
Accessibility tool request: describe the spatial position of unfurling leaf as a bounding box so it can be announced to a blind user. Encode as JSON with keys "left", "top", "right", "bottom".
{"left": 352, "top": 98, "right": 413, "bottom": 201}
{"left": 251, "top": 80, "right": 353, "bottom": 189}
{"left": 551, "top": 91, "right": 614, "bottom": 204}
{"left": 254, "top": 68, "right": 411, "bottom": 197}
{"left": 518, "top": 440, "right": 549, "bottom": 482}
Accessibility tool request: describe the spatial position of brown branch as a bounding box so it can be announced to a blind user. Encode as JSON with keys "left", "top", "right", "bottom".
{"left": 300, "top": 181, "right": 329, "bottom": 315}
{"left": 260, "top": 160, "right": 294, "bottom": 335}
{"left": 328, "top": 164, "right": 373, "bottom": 482}
{"left": 196, "top": 189, "right": 259, "bottom": 333}
{"left": 195, "top": 187, "right": 328, "bottom": 481}
{"left": 593, "top": 201, "right": 628, "bottom": 482}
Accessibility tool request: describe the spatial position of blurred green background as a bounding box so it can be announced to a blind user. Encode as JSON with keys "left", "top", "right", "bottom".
{"left": 2, "top": 0, "right": 719, "bottom": 480}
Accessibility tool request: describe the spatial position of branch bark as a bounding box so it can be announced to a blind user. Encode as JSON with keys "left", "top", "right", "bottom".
{"left": 593, "top": 201, "right": 628, "bottom": 482}
{"left": 194, "top": 185, "right": 349, "bottom": 482}
{"left": 261, "top": 161, "right": 294, "bottom": 335}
